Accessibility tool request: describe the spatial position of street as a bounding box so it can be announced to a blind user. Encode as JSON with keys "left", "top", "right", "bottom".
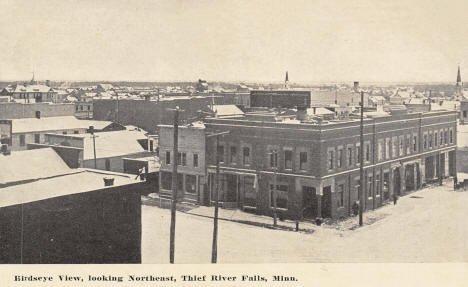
{"left": 142, "top": 184, "right": 468, "bottom": 263}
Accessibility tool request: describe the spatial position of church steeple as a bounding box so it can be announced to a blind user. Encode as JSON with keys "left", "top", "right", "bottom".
{"left": 457, "top": 65, "right": 462, "bottom": 86}
{"left": 284, "top": 71, "right": 289, "bottom": 89}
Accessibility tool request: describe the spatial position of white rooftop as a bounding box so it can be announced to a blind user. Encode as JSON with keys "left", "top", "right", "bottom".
{"left": 10, "top": 116, "right": 113, "bottom": 133}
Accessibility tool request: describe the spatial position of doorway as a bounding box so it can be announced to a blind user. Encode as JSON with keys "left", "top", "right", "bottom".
{"left": 321, "top": 186, "right": 332, "bottom": 218}
{"left": 302, "top": 186, "right": 317, "bottom": 219}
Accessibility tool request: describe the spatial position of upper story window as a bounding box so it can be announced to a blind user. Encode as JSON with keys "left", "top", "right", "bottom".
{"left": 385, "top": 138, "right": 391, "bottom": 159}
{"left": 423, "top": 134, "right": 428, "bottom": 150}
{"left": 399, "top": 136, "right": 404, "bottom": 155}
{"left": 347, "top": 147, "right": 353, "bottom": 166}
{"left": 406, "top": 135, "right": 410, "bottom": 154}
{"left": 444, "top": 130, "right": 448, "bottom": 144}
{"left": 337, "top": 148, "right": 343, "bottom": 168}
{"left": 270, "top": 149, "right": 278, "bottom": 168}
{"left": 230, "top": 146, "right": 237, "bottom": 163}
{"left": 178, "top": 152, "right": 187, "bottom": 166}
{"left": 165, "top": 151, "right": 171, "bottom": 164}
{"left": 217, "top": 145, "right": 225, "bottom": 163}
{"left": 392, "top": 137, "right": 398, "bottom": 157}
{"left": 434, "top": 132, "right": 438, "bottom": 147}
{"left": 299, "top": 152, "right": 307, "bottom": 170}
{"left": 365, "top": 143, "right": 370, "bottom": 162}
{"left": 327, "top": 150, "right": 334, "bottom": 170}
{"left": 440, "top": 130, "right": 443, "bottom": 145}
{"left": 20, "top": 134, "right": 25, "bottom": 146}
{"left": 193, "top": 153, "right": 199, "bottom": 167}
{"left": 377, "top": 140, "right": 383, "bottom": 161}
{"left": 243, "top": 146, "right": 251, "bottom": 165}
{"left": 284, "top": 150, "right": 293, "bottom": 170}
{"left": 450, "top": 129, "right": 453, "bottom": 144}
{"left": 413, "top": 135, "right": 417, "bottom": 152}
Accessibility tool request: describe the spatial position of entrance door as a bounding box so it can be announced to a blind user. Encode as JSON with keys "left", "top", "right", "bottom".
{"left": 394, "top": 168, "right": 401, "bottom": 196}
{"left": 440, "top": 153, "right": 446, "bottom": 178}
{"left": 425, "top": 156, "right": 434, "bottom": 180}
{"left": 226, "top": 174, "right": 237, "bottom": 202}
{"left": 302, "top": 186, "right": 317, "bottom": 219}
{"left": 405, "top": 164, "right": 415, "bottom": 191}
{"left": 321, "top": 186, "right": 332, "bottom": 218}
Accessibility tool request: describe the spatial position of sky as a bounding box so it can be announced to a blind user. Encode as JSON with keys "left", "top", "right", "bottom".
{"left": 1, "top": 0, "right": 468, "bottom": 83}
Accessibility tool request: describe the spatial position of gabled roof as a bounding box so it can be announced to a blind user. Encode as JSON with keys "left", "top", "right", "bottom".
{"left": 10, "top": 116, "right": 113, "bottom": 133}
{"left": 0, "top": 148, "right": 71, "bottom": 185}
{"left": 13, "top": 84, "right": 52, "bottom": 93}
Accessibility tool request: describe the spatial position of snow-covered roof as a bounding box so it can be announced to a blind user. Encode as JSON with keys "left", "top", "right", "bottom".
{"left": 76, "top": 130, "right": 147, "bottom": 160}
{"left": 0, "top": 169, "right": 139, "bottom": 208}
{"left": 10, "top": 116, "right": 113, "bottom": 133}
{"left": 307, "top": 107, "right": 334, "bottom": 115}
{"left": 0, "top": 148, "right": 71, "bottom": 185}
{"left": 211, "top": 105, "right": 245, "bottom": 117}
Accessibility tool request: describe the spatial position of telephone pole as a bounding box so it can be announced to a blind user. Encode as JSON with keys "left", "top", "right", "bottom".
{"left": 359, "top": 90, "right": 365, "bottom": 226}
{"left": 207, "top": 130, "right": 229, "bottom": 263}
{"left": 168, "top": 106, "right": 182, "bottom": 263}
{"left": 89, "top": 126, "right": 97, "bottom": 169}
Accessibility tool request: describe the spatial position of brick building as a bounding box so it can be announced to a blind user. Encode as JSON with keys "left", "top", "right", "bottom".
{"left": 202, "top": 110, "right": 457, "bottom": 220}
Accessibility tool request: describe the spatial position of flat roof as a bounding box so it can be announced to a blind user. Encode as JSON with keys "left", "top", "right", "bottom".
{"left": 0, "top": 169, "right": 140, "bottom": 208}
{"left": 10, "top": 116, "right": 113, "bottom": 133}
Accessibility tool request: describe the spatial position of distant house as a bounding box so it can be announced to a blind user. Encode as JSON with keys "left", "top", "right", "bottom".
{"left": 7, "top": 115, "right": 124, "bottom": 151}
{"left": 96, "top": 83, "right": 114, "bottom": 92}
{"left": 41, "top": 129, "right": 150, "bottom": 172}
{"left": 0, "top": 148, "right": 143, "bottom": 263}
{"left": 1, "top": 84, "right": 57, "bottom": 103}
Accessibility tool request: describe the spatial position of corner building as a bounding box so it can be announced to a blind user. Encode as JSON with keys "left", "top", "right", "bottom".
{"left": 203, "top": 110, "right": 457, "bottom": 220}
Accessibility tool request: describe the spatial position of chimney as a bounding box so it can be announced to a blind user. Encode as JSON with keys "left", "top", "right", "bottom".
{"left": 35, "top": 111, "right": 41, "bottom": 119}
{"left": 353, "top": 81, "right": 360, "bottom": 92}
{"left": 103, "top": 177, "right": 114, "bottom": 186}
{"left": 297, "top": 106, "right": 308, "bottom": 121}
{"left": 46, "top": 80, "right": 51, "bottom": 87}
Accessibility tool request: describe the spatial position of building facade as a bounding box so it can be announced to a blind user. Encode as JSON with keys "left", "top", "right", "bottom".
{"left": 203, "top": 110, "right": 457, "bottom": 219}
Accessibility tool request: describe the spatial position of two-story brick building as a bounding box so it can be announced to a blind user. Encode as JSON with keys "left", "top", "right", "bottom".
{"left": 202, "top": 109, "right": 457, "bottom": 220}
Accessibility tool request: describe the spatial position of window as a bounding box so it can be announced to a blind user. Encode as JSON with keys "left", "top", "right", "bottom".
{"left": 385, "top": 138, "right": 391, "bottom": 159}
{"left": 434, "top": 132, "right": 438, "bottom": 147}
{"left": 377, "top": 140, "right": 383, "bottom": 161}
{"left": 440, "top": 131, "right": 443, "bottom": 145}
{"left": 375, "top": 174, "right": 381, "bottom": 196}
{"left": 327, "top": 150, "right": 334, "bottom": 170}
{"left": 337, "top": 184, "right": 344, "bottom": 207}
{"left": 34, "top": 133, "right": 40, "bottom": 144}
{"left": 270, "top": 184, "right": 288, "bottom": 209}
{"left": 356, "top": 144, "right": 361, "bottom": 165}
{"left": 20, "top": 135, "right": 25, "bottom": 146}
{"left": 88, "top": 105, "right": 91, "bottom": 111}
{"left": 429, "top": 133, "right": 433, "bottom": 148}
{"left": 450, "top": 129, "right": 453, "bottom": 143}
{"left": 105, "top": 158, "right": 110, "bottom": 171}
{"left": 193, "top": 154, "right": 199, "bottom": 167}
{"left": 230, "top": 146, "right": 237, "bottom": 163}
{"left": 243, "top": 147, "right": 251, "bottom": 165}
{"left": 406, "top": 135, "right": 410, "bottom": 154}
{"left": 177, "top": 152, "right": 187, "bottom": 166}
{"left": 75, "top": 106, "right": 79, "bottom": 111}
{"left": 368, "top": 175, "right": 373, "bottom": 198}
{"left": 165, "top": 151, "right": 171, "bottom": 164}
{"left": 74, "top": 130, "right": 79, "bottom": 134}
{"left": 299, "top": 152, "right": 307, "bottom": 170}
{"left": 186, "top": 175, "right": 196, "bottom": 193}
{"left": 392, "top": 137, "right": 398, "bottom": 157}
{"left": 337, "top": 148, "right": 343, "bottom": 168}
{"left": 399, "top": 136, "right": 404, "bottom": 155}
{"left": 217, "top": 145, "right": 225, "bottom": 163}
{"left": 270, "top": 149, "right": 278, "bottom": 168}
{"left": 365, "top": 143, "right": 370, "bottom": 162}
{"left": 464, "top": 111, "right": 467, "bottom": 118}
{"left": 444, "top": 130, "right": 448, "bottom": 144}
{"left": 423, "top": 134, "right": 427, "bottom": 149}
{"left": 413, "top": 135, "right": 417, "bottom": 152}
{"left": 347, "top": 147, "right": 353, "bottom": 166}
{"left": 284, "top": 150, "right": 292, "bottom": 169}
{"left": 62, "top": 131, "right": 67, "bottom": 135}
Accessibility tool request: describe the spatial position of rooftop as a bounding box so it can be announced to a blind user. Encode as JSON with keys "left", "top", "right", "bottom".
{"left": 0, "top": 169, "right": 140, "bottom": 208}
{"left": 0, "top": 148, "right": 71, "bottom": 185}
{"left": 10, "top": 116, "right": 113, "bottom": 133}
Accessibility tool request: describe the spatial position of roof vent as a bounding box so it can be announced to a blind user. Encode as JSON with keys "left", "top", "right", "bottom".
{"left": 103, "top": 177, "right": 114, "bottom": 186}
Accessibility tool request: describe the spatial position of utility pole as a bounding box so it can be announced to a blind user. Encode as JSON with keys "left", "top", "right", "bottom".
{"left": 359, "top": 90, "right": 365, "bottom": 226}
{"left": 168, "top": 106, "right": 182, "bottom": 264}
{"left": 207, "top": 130, "right": 230, "bottom": 263}
{"left": 89, "top": 126, "right": 97, "bottom": 169}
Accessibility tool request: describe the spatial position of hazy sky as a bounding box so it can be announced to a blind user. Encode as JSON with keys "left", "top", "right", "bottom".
{"left": 1, "top": 0, "right": 468, "bottom": 83}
